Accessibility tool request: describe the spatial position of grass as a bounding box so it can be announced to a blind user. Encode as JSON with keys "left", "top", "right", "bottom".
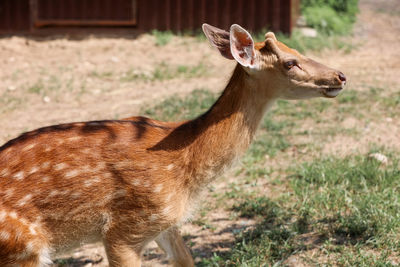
{"left": 151, "top": 30, "right": 174, "bottom": 46}
{"left": 200, "top": 151, "right": 400, "bottom": 266}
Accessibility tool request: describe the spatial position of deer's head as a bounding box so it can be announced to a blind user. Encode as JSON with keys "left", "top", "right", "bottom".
{"left": 203, "top": 23, "right": 346, "bottom": 99}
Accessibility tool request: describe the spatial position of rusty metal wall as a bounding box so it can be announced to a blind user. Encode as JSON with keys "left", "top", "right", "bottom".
{"left": 33, "top": 0, "right": 137, "bottom": 26}
{"left": 0, "top": 0, "right": 31, "bottom": 33}
{"left": 0, "top": 0, "right": 299, "bottom": 34}
{"left": 137, "top": 0, "right": 298, "bottom": 34}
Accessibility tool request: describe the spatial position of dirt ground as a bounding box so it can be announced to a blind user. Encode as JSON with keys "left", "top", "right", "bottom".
{"left": 0, "top": 0, "right": 399, "bottom": 266}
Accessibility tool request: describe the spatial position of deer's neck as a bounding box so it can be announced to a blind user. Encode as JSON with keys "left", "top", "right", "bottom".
{"left": 185, "top": 65, "right": 276, "bottom": 192}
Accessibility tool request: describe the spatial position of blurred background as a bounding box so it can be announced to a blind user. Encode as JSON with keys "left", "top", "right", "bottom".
{"left": 1, "top": 0, "right": 399, "bottom": 266}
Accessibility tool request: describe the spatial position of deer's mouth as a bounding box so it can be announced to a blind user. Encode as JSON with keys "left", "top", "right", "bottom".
{"left": 322, "top": 87, "right": 343, "bottom": 98}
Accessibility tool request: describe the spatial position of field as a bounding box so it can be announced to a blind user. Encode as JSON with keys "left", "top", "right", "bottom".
{"left": 0, "top": 0, "right": 399, "bottom": 266}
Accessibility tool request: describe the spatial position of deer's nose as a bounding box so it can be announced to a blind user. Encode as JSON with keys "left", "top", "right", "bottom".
{"left": 338, "top": 72, "right": 346, "bottom": 83}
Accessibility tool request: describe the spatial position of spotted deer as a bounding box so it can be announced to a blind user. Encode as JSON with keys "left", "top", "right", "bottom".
{"left": 0, "top": 23, "right": 346, "bottom": 266}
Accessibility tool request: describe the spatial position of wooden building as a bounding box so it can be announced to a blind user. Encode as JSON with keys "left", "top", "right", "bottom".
{"left": 0, "top": 0, "right": 300, "bottom": 35}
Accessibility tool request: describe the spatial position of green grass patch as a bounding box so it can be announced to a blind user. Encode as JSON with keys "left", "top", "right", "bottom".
{"left": 291, "top": 154, "right": 400, "bottom": 245}
{"left": 28, "top": 81, "right": 45, "bottom": 94}
{"left": 89, "top": 70, "right": 113, "bottom": 79}
{"left": 302, "top": 0, "right": 358, "bottom": 36}
{"left": 201, "top": 150, "right": 400, "bottom": 266}
{"left": 151, "top": 30, "right": 174, "bottom": 46}
{"left": 244, "top": 134, "right": 290, "bottom": 162}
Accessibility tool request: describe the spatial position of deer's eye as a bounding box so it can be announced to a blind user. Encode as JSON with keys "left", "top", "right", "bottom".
{"left": 284, "top": 60, "right": 297, "bottom": 70}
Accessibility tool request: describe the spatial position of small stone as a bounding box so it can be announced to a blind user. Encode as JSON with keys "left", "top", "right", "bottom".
{"left": 299, "top": 27, "right": 318, "bottom": 38}
{"left": 43, "top": 96, "right": 51, "bottom": 103}
{"left": 7, "top": 85, "right": 16, "bottom": 91}
{"left": 386, "top": 117, "right": 393, "bottom": 122}
{"left": 369, "top": 153, "right": 388, "bottom": 165}
{"left": 110, "top": 56, "right": 119, "bottom": 63}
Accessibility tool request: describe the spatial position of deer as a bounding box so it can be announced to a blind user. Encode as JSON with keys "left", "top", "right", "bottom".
{"left": 0, "top": 23, "right": 346, "bottom": 267}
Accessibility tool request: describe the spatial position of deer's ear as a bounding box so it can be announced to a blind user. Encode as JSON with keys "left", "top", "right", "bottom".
{"left": 229, "top": 24, "right": 257, "bottom": 68}
{"left": 202, "top": 23, "right": 234, "bottom": 60}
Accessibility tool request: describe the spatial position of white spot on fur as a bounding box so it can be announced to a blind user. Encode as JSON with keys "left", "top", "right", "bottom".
{"left": 0, "top": 211, "right": 7, "bottom": 222}
{"left": 0, "top": 230, "right": 10, "bottom": 240}
{"left": 166, "top": 164, "right": 174, "bottom": 171}
{"left": 143, "top": 180, "right": 150, "bottom": 187}
{"left": 84, "top": 177, "right": 100, "bottom": 187}
{"left": 29, "top": 224, "right": 37, "bottom": 235}
{"left": 149, "top": 214, "right": 158, "bottom": 222}
{"left": 153, "top": 184, "right": 163, "bottom": 193}
{"left": 102, "top": 194, "right": 113, "bottom": 203}
{"left": 17, "top": 194, "right": 33, "bottom": 206}
{"left": 83, "top": 180, "right": 93, "bottom": 187}
{"left": 13, "top": 171, "right": 25, "bottom": 181}
{"left": 68, "top": 136, "right": 82, "bottom": 142}
{"left": 113, "top": 189, "right": 126, "bottom": 199}
{"left": 54, "top": 163, "right": 67, "bottom": 171}
{"left": 132, "top": 179, "right": 140, "bottom": 186}
{"left": 165, "top": 194, "right": 173, "bottom": 202}
{"left": 60, "top": 189, "right": 70, "bottom": 195}
{"left": 162, "top": 206, "right": 172, "bottom": 216}
{"left": 4, "top": 188, "right": 14, "bottom": 199}
{"left": 71, "top": 192, "right": 81, "bottom": 199}
{"left": 95, "top": 161, "right": 106, "bottom": 171}
{"left": 80, "top": 165, "right": 92, "bottom": 173}
{"left": 0, "top": 168, "right": 10, "bottom": 177}
{"left": 26, "top": 241, "right": 35, "bottom": 252}
{"left": 65, "top": 169, "right": 80, "bottom": 178}
{"left": 19, "top": 218, "right": 28, "bottom": 225}
{"left": 9, "top": 211, "right": 17, "bottom": 219}
{"left": 49, "top": 190, "right": 59, "bottom": 197}
{"left": 42, "top": 176, "right": 50, "bottom": 182}
{"left": 29, "top": 166, "right": 39, "bottom": 175}
{"left": 41, "top": 161, "right": 50, "bottom": 169}
{"left": 56, "top": 139, "right": 64, "bottom": 145}
{"left": 23, "top": 143, "right": 36, "bottom": 151}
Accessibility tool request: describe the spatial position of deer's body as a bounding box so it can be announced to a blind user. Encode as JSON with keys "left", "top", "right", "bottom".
{"left": 0, "top": 24, "right": 345, "bottom": 266}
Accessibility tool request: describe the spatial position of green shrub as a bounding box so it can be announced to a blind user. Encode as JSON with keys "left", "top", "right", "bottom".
{"left": 303, "top": 6, "right": 353, "bottom": 35}
{"left": 301, "top": 0, "right": 359, "bottom": 19}
{"left": 301, "top": 0, "right": 359, "bottom": 36}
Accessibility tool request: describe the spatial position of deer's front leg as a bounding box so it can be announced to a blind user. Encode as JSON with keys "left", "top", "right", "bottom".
{"left": 155, "top": 226, "right": 194, "bottom": 267}
{"left": 103, "top": 233, "right": 144, "bottom": 267}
